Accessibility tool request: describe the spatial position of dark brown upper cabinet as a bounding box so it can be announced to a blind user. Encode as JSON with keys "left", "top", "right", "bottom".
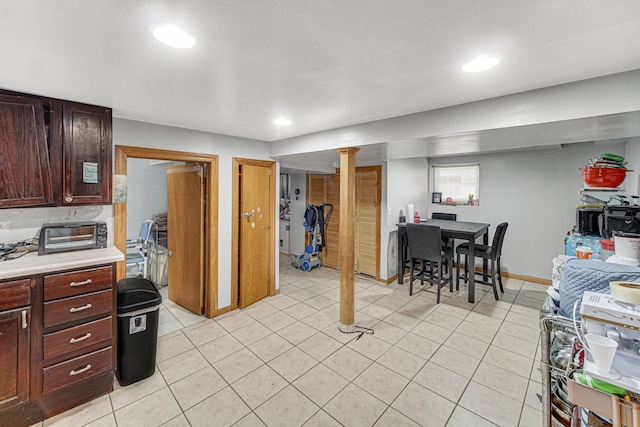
{"left": 0, "top": 91, "right": 112, "bottom": 208}
{"left": 61, "top": 102, "right": 112, "bottom": 205}
{"left": 0, "top": 94, "right": 54, "bottom": 208}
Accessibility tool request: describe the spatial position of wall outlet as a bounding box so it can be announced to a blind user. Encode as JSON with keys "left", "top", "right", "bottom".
{"left": 0, "top": 221, "right": 8, "bottom": 230}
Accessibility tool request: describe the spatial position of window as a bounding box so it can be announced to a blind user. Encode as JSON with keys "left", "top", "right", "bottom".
{"left": 432, "top": 164, "right": 479, "bottom": 205}
{"left": 279, "top": 173, "right": 290, "bottom": 199}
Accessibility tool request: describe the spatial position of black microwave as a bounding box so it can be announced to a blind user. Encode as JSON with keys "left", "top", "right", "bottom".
{"left": 576, "top": 208, "right": 603, "bottom": 237}
{"left": 38, "top": 221, "right": 108, "bottom": 255}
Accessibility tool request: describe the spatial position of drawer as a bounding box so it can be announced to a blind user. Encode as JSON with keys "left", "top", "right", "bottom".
{"left": 0, "top": 278, "right": 30, "bottom": 311}
{"left": 42, "top": 346, "right": 112, "bottom": 395}
{"left": 44, "top": 290, "right": 112, "bottom": 329}
{"left": 44, "top": 266, "right": 113, "bottom": 301}
{"left": 43, "top": 316, "right": 112, "bottom": 361}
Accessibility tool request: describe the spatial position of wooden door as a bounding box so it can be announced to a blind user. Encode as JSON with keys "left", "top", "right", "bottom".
{"left": 355, "top": 170, "right": 378, "bottom": 277}
{"left": 239, "top": 164, "right": 271, "bottom": 308}
{"left": 62, "top": 101, "right": 112, "bottom": 205}
{"left": 0, "top": 94, "right": 53, "bottom": 208}
{"left": 0, "top": 307, "right": 30, "bottom": 411}
{"left": 306, "top": 174, "right": 340, "bottom": 269}
{"left": 323, "top": 175, "right": 341, "bottom": 269}
{"left": 167, "top": 164, "right": 205, "bottom": 314}
{"left": 307, "top": 167, "right": 380, "bottom": 278}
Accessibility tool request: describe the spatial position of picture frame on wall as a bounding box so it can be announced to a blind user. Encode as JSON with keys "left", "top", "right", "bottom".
{"left": 432, "top": 192, "right": 442, "bottom": 203}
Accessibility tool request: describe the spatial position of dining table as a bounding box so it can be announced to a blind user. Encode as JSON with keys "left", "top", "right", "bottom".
{"left": 397, "top": 219, "right": 490, "bottom": 303}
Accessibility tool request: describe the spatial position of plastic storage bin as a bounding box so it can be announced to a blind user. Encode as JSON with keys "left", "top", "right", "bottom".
{"left": 116, "top": 278, "right": 162, "bottom": 386}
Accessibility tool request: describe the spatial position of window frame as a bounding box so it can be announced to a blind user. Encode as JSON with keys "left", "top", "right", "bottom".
{"left": 431, "top": 163, "right": 480, "bottom": 205}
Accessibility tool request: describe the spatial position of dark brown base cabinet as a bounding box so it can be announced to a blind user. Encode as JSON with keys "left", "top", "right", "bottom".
{"left": 0, "top": 90, "right": 112, "bottom": 209}
{"left": 0, "top": 264, "right": 117, "bottom": 427}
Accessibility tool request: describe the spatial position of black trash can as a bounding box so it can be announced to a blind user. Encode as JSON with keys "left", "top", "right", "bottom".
{"left": 116, "top": 278, "right": 162, "bottom": 386}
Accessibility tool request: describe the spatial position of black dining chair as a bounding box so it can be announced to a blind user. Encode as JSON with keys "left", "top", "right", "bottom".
{"left": 432, "top": 212, "right": 457, "bottom": 272}
{"left": 455, "top": 222, "right": 508, "bottom": 300}
{"left": 406, "top": 223, "right": 453, "bottom": 303}
{"left": 431, "top": 212, "right": 457, "bottom": 221}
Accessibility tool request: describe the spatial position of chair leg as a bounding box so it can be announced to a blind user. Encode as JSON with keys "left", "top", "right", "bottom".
{"left": 455, "top": 253, "right": 461, "bottom": 290}
{"left": 409, "top": 258, "right": 415, "bottom": 296}
{"left": 497, "top": 258, "right": 504, "bottom": 293}
{"left": 490, "top": 259, "right": 499, "bottom": 300}
{"left": 448, "top": 254, "right": 454, "bottom": 293}
{"left": 436, "top": 261, "right": 442, "bottom": 304}
{"left": 464, "top": 255, "right": 469, "bottom": 284}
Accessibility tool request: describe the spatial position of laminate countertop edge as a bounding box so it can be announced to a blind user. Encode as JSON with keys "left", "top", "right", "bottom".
{"left": 0, "top": 246, "right": 124, "bottom": 280}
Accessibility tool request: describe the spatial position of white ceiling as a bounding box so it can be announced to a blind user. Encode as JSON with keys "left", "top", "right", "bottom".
{"left": 1, "top": 1, "right": 639, "bottom": 143}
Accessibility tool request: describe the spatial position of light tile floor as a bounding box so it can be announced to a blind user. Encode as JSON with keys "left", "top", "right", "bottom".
{"left": 36, "top": 256, "right": 545, "bottom": 427}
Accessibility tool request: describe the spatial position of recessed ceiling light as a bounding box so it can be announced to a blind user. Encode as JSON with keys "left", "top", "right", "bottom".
{"left": 273, "top": 118, "right": 292, "bottom": 126}
{"left": 152, "top": 24, "right": 195, "bottom": 49}
{"left": 463, "top": 55, "right": 499, "bottom": 73}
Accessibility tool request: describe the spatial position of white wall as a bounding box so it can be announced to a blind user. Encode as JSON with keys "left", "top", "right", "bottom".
{"left": 288, "top": 173, "right": 308, "bottom": 256}
{"left": 126, "top": 158, "right": 170, "bottom": 240}
{"left": 0, "top": 205, "right": 112, "bottom": 243}
{"left": 427, "top": 140, "right": 629, "bottom": 280}
{"left": 625, "top": 137, "right": 640, "bottom": 196}
{"left": 383, "top": 158, "right": 430, "bottom": 279}
{"left": 113, "top": 118, "right": 272, "bottom": 309}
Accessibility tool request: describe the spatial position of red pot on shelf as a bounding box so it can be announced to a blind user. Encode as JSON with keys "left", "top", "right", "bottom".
{"left": 581, "top": 166, "right": 629, "bottom": 188}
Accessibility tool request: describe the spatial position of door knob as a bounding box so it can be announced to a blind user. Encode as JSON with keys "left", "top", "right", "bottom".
{"left": 245, "top": 212, "right": 253, "bottom": 218}
{"left": 167, "top": 250, "right": 173, "bottom": 257}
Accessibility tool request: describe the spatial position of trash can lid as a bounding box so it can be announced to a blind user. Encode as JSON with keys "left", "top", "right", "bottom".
{"left": 116, "top": 278, "right": 162, "bottom": 313}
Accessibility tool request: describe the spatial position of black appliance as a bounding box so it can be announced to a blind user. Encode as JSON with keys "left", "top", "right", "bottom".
{"left": 38, "top": 221, "right": 107, "bottom": 255}
{"left": 576, "top": 207, "right": 603, "bottom": 237}
{"left": 603, "top": 206, "right": 640, "bottom": 238}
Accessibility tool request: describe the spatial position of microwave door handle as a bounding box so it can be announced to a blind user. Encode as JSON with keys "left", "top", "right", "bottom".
{"left": 598, "top": 213, "right": 604, "bottom": 237}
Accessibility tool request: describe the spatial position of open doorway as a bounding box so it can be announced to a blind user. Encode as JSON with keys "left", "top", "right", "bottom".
{"left": 114, "top": 146, "right": 219, "bottom": 317}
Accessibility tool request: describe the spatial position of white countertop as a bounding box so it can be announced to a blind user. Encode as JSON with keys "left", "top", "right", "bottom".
{"left": 0, "top": 246, "right": 124, "bottom": 280}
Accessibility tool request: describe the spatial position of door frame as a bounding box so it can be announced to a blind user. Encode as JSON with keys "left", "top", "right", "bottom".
{"left": 114, "top": 145, "right": 219, "bottom": 317}
{"left": 231, "top": 158, "right": 277, "bottom": 310}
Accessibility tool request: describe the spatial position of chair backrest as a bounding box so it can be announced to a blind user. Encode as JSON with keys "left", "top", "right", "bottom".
{"left": 491, "top": 222, "right": 509, "bottom": 258}
{"left": 139, "top": 220, "right": 155, "bottom": 243}
{"left": 406, "top": 224, "right": 442, "bottom": 262}
{"left": 432, "top": 212, "right": 457, "bottom": 221}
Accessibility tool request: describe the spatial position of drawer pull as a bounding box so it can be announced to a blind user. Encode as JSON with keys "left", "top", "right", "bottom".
{"left": 69, "top": 333, "right": 92, "bottom": 344}
{"left": 22, "top": 310, "right": 28, "bottom": 329}
{"left": 69, "top": 364, "right": 92, "bottom": 376}
{"left": 69, "top": 303, "right": 92, "bottom": 313}
{"left": 69, "top": 279, "right": 92, "bottom": 287}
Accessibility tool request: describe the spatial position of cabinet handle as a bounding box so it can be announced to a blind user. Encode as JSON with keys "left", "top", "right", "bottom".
{"left": 69, "top": 303, "right": 92, "bottom": 313}
{"left": 69, "top": 364, "right": 92, "bottom": 376}
{"left": 69, "top": 279, "right": 92, "bottom": 287}
{"left": 69, "top": 333, "right": 92, "bottom": 344}
{"left": 21, "top": 310, "right": 27, "bottom": 329}
{"left": 64, "top": 196, "right": 73, "bottom": 203}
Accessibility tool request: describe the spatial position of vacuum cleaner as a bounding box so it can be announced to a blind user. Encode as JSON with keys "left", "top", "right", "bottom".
{"left": 291, "top": 202, "right": 333, "bottom": 271}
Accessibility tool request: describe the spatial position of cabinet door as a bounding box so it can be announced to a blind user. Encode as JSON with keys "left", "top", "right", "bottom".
{"left": 0, "top": 94, "right": 54, "bottom": 208}
{"left": 62, "top": 102, "right": 112, "bottom": 205}
{"left": 0, "top": 307, "right": 30, "bottom": 411}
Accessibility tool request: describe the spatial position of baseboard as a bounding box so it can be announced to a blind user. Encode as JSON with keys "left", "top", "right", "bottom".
{"left": 468, "top": 265, "right": 551, "bottom": 286}
{"left": 386, "top": 267, "right": 551, "bottom": 286}
{"left": 502, "top": 271, "right": 551, "bottom": 285}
